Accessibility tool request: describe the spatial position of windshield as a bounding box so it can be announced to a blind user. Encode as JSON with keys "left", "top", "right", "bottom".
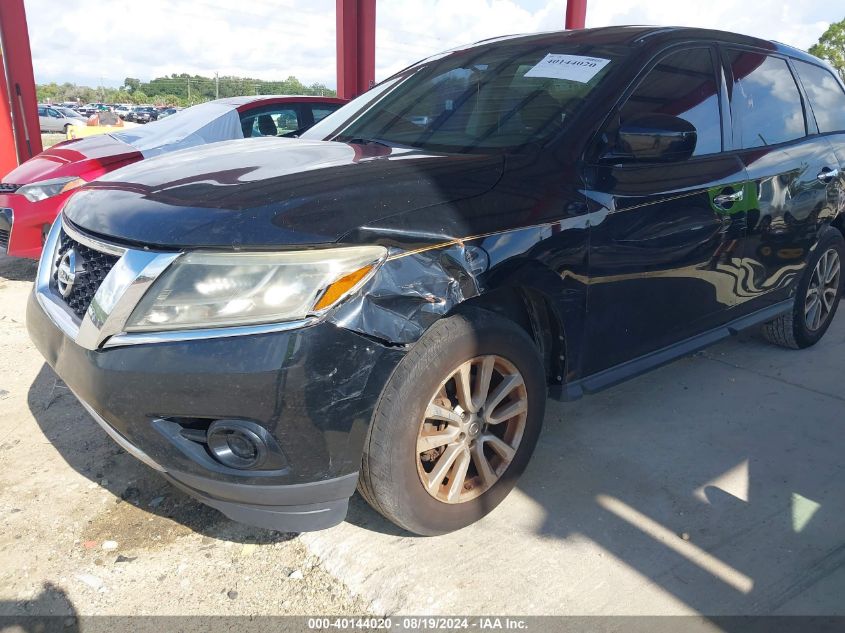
{"left": 302, "top": 39, "right": 620, "bottom": 153}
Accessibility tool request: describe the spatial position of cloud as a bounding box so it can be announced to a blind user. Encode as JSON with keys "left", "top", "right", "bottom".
{"left": 24, "top": 0, "right": 832, "bottom": 89}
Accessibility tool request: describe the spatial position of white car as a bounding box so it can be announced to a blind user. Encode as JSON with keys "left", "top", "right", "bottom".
{"left": 114, "top": 104, "right": 133, "bottom": 119}
{"left": 37, "top": 104, "right": 87, "bottom": 133}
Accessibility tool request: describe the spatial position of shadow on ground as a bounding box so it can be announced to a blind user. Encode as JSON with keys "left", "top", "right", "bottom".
{"left": 0, "top": 582, "right": 78, "bottom": 631}
{"left": 26, "top": 363, "right": 294, "bottom": 546}
{"left": 19, "top": 232, "right": 845, "bottom": 618}
{"left": 0, "top": 255, "right": 37, "bottom": 283}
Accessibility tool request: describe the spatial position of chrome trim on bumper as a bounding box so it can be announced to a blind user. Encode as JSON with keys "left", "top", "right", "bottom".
{"left": 72, "top": 389, "right": 166, "bottom": 473}
{"left": 104, "top": 317, "right": 320, "bottom": 348}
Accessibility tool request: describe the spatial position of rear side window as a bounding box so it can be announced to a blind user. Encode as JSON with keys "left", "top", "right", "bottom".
{"left": 618, "top": 47, "right": 722, "bottom": 157}
{"left": 792, "top": 60, "right": 845, "bottom": 133}
{"left": 240, "top": 107, "right": 300, "bottom": 137}
{"left": 725, "top": 51, "right": 805, "bottom": 148}
{"left": 312, "top": 106, "right": 339, "bottom": 123}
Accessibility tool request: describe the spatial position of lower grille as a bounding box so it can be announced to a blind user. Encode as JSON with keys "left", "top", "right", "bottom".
{"left": 0, "top": 183, "right": 20, "bottom": 193}
{"left": 53, "top": 229, "right": 120, "bottom": 318}
{"left": 0, "top": 229, "right": 8, "bottom": 251}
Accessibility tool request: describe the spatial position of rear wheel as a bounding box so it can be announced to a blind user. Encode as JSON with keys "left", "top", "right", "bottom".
{"left": 762, "top": 230, "right": 843, "bottom": 349}
{"left": 358, "top": 308, "right": 546, "bottom": 535}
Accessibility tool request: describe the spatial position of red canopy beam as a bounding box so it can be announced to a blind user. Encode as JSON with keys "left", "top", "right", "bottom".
{"left": 565, "top": 0, "right": 587, "bottom": 29}
{"left": 336, "top": 0, "right": 376, "bottom": 101}
{"left": 0, "top": 0, "right": 41, "bottom": 174}
{"left": 0, "top": 46, "right": 16, "bottom": 178}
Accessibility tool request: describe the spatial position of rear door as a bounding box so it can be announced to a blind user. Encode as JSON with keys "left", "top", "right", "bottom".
{"left": 582, "top": 45, "right": 749, "bottom": 375}
{"left": 791, "top": 58, "right": 845, "bottom": 210}
{"left": 722, "top": 48, "right": 842, "bottom": 309}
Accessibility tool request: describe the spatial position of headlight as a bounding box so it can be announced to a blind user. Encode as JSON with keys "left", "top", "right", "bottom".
{"left": 125, "top": 245, "right": 387, "bottom": 331}
{"left": 17, "top": 177, "right": 85, "bottom": 202}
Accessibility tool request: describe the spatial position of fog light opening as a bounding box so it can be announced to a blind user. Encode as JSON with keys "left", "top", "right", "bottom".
{"left": 207, "top": 421, "right": 268, "bottom": 470}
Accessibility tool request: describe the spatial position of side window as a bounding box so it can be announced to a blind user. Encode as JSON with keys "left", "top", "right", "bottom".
{"left": 48, "top": 108, "right": 61, "bottom": 118}
{"left": 725, "top": 51, "right": 805, "bottom": 148}
{"left": 312, "top": 105, "right": 339, "bottom": 123}
{"left": 792, "top": 60, "right": 845, "bottom": 133}
{"left": 618, "top": 47, "right": 722, "bottom": 157}
{"left": 240, "top": 108, "right": 300, "bottom": 138}
{"left": 38, "top": 107, "right": 47, "bottom": 117}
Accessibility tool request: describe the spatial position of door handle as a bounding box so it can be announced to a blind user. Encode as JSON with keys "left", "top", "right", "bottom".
{"left": 817, "top": 167, "right": 840, "bottom": 183}
{"left": 713, "top": 189, "right": 744, "bottom": 207}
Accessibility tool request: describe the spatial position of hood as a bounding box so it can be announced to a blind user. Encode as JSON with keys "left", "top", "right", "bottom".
{"left": 3, "top": 134, "right": 142, "bottom": 185}
{"left": 63, "top": 137, "right": 504, "bottom": 248}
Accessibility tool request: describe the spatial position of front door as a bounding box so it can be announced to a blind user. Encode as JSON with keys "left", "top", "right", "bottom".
{"left": 582, "top": 46, "right": 749, "bottom": 376}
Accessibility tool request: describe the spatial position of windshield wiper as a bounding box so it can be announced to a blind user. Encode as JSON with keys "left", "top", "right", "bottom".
{"left": 347, "top": 137, "right": 394, "bottom": 148}
{"left": 347, "top": 137, "right": 419, "bottom": 150}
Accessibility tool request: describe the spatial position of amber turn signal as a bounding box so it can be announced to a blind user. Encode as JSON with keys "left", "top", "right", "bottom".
{"left": 312, "top": 265, "right": 374, "bottom": 311}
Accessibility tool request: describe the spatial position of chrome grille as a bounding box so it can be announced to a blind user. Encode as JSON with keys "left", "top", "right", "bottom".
{"left": 53, "top": 229, "right": 120, "bottom": 318}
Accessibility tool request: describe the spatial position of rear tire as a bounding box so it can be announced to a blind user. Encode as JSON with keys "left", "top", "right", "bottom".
{"left": 761, "top": 230, "right": 843, "bottom": 349}
{"left": 359, "top": 308, "right": 546, "bottom": 535}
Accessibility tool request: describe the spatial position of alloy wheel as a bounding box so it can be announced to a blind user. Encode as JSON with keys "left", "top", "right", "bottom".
{"left": 805, "top": 248, "right": 841, "bottom": 331}
{"left": 416, "top": 355, "right": 528, "bottom": 504}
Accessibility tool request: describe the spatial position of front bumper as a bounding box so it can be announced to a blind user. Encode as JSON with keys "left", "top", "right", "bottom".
{"left": 27, "top": 289, "right": 404, "bottom": 531}
{"left": 0, "top": 191, "right": 72, "bottom": 259}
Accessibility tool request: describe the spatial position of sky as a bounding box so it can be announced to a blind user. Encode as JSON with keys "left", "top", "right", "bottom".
{"left": 24, "top": 0, "right": 837, "bottom": 89}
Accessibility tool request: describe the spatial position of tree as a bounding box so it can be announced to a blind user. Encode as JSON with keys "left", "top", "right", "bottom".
{"left": 810, "top": 18, "right": 845, "bottom": 80}
{"left": 36, "top": 73, "right": 336, "bottom": 109}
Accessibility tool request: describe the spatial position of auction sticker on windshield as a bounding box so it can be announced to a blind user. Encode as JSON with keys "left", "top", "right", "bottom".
{"left": 524, "top": 54, "right": 611, "bottom": 82}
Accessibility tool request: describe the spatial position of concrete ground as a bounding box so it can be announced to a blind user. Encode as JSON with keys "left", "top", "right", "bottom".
{"left": 1, "top": 251, "right": 843, "bottom": 617}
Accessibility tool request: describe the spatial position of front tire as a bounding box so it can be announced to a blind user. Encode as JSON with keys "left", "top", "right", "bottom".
{"left": 762, "top": 230, "right": 843, "bottom": 349}
{"left": 358, "top": 308, "right": 546, "bottom": 535}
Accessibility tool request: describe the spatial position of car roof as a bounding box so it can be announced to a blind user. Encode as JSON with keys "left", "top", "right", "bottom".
{"left": 458, "top": 25, "right": 821, "bottom": 65}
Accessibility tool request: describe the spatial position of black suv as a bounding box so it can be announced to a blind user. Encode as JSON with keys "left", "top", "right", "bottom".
{"left": 27, "top": 27, "right": 845, "bottom": 536}
{"left": 127, "top": 106, "right": 159, "bottom": 123}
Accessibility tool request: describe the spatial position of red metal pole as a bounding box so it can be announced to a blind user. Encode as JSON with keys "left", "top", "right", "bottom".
{"left": 357, "top": 0, "right": 376, "bottom": 95}
{"left": 565, "top": 0, "right": 587, "bottom": 29}
{"left": 336, "top": 0, "right": 357, "bottom": 101}
{"left": 0, "top": 0, "right": 42, "bottom": 172}
{"left": 0, "top": 48, "right": 17, "bottom": 178}
{"left": 336, "top": 0, "right": 376, "bottom": 100}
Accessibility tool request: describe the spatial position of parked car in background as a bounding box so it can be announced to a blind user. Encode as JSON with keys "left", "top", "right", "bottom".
{"left": 113, "top": 104, "right": 133, "bottom": 119}
{"left": 54, "top": 107, "right": 87, "bottom": 123}
{"left": 157, "top": 107, "right": 181, "bottom": 119}
{"left": 37, "top": 105, "right": 86, "bottom": 133}
{"left": 126, "top": 106, "right": 159, "bottom": 123}
{"left": 1, "top": 95, "right": 346, "bottom": 258}
{"left": 76, "top": 103, "right": 109, "bottom": 116}
{"left": 22, "top": 28, "right": 845, "bottom": 535}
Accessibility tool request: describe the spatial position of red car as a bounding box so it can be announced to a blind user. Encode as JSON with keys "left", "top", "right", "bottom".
{"left": 0, "top": 95, "right": 346, "bottom": 258}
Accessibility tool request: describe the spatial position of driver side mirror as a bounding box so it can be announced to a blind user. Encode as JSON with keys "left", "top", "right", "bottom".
{"left": 612, "top": 114, "right": 697, "bottom": 163}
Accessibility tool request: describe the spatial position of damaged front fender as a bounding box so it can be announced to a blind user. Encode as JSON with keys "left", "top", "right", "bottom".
{"left": 329, "top": 243, "right": 486, "bottom": 344}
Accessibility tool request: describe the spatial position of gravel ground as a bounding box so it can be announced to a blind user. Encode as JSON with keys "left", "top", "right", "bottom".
{"left": 0, "top": 253, "right": 371, "bottom": 617}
